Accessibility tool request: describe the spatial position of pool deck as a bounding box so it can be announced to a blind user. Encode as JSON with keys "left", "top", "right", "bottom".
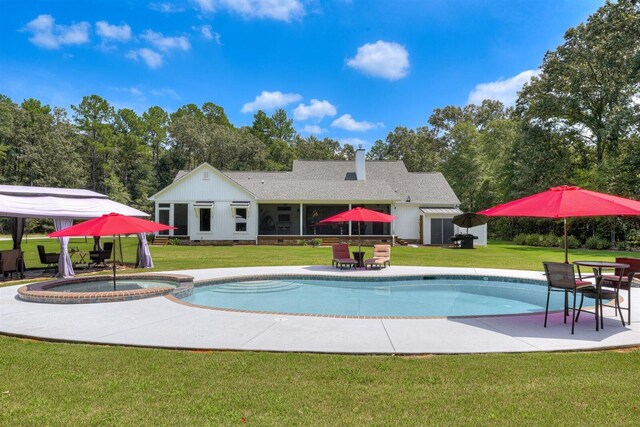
{"left": 1, "top": 266, "right": 639, "bottom": 354}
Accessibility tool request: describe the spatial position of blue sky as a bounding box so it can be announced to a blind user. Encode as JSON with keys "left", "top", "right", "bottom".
{"left": 0, "top": 0, "right": 604, "bottom": 147}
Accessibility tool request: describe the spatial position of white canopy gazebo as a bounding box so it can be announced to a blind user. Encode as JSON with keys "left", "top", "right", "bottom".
{"left": 0, "top": 185, "right": 151, "bottom": 278}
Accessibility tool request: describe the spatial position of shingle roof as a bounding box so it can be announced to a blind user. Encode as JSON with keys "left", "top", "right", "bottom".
{"left": 218, "top": 160, "right": 459, "bottom": 205}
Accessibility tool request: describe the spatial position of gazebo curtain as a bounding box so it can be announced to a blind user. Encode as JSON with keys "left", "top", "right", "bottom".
{"left": 54, "top": 218, "right": 75, "bottom": 278}
{"left": 136, "top": 233, "right": 153, "bottom": 268}
{"left": 11, "top": 217, "right": 25, "bottom": 250}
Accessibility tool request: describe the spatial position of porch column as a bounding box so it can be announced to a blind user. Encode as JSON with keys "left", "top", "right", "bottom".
{"left": 299, "top": 203, "right": 303, "bottom": 236}
{"left": 348, "top": 203, "right": 352, "bottom": 236}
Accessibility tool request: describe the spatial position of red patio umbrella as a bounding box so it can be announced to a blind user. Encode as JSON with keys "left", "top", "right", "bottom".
{"left": 49, "top": 213, "right": 175, "bottom": 289}
{"left": 478, "top": 186, "right": 640, "bottom": 263}
{"left": 319, "top": 207, "right": 397, "bottom": 253}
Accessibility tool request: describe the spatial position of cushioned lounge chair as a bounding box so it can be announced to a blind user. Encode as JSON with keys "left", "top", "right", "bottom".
{"left": 365, "top": 244, "right": 391, "bottom": 269}
{"left": 332, "top": 243, "right": 357, "bottom": 269}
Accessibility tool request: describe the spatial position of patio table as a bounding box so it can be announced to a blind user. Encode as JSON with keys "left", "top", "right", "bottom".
{"left": 352, "top": 251, "right": 365, "bottom": 268}
{"left": 69, "top": 249, "right": 89, "bottom": 269}
{"left": 573, "top": 261, "right": 629, "bottom": 330}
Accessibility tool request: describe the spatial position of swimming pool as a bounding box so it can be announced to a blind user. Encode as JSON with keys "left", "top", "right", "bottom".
{"left": 180, "top": 276, "right": 592, "bottom": 317}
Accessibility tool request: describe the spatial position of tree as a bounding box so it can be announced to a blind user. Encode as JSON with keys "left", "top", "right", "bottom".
{"left": 71, "top": 95, "right": 114, "bottom": 191}
{"left": 202, "top": 102, "right": 231, "bottom": 127}
{"left": 142, "top": 106, "right": 169, "bottom": 169}
{"left": 517, "top": 0, "right": 640, "bottom": 169}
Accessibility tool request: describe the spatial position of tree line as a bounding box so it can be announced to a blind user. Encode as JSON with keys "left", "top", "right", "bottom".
{"left": 0, "top": 0, "right": 638, "bottom": 242}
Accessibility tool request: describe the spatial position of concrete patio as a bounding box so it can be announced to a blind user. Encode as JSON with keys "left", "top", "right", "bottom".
{"left": 1, "top": 266, "right": 639, "bottom": 354}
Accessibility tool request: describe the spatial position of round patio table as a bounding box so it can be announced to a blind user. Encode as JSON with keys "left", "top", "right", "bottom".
{"left": 573, "top": 261, "right": 629, "bottom": 330}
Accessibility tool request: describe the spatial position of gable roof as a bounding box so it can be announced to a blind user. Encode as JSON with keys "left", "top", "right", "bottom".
{"left": 164, "top": 160, "right": 459, "bottom": 205}
{"left": 149, "top": 163, "right": 256, "bottom": 200}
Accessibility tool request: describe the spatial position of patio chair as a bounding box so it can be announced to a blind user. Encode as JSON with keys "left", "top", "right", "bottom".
{"left": 37, "top": 245, "right": 59, "bottom": 274}
{"left": 598, "top": 257, "right": 639, "bottom": 325}
{"left": 364, "top": 244, "right": 391, "bottom": 269}
{"left": 332, "top": 243, "right": 357, "bottom": 269}
{"left": 543, "top": 262, "right": 594, "bottom": 334}
{"left": 1, "top": 249, "right": 23, "bottom": 280}
{"left": 89, "top": 242, "right": 113, "bottom": 267}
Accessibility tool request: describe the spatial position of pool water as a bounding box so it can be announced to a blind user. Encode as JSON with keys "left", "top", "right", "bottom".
{"left": 181, "top": 277, "right": 595, "bottom": 317}
{"left": 51, "top": 280, "right": 177, "bottom": 293}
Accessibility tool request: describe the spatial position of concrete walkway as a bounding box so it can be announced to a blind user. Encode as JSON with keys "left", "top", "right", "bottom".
{"left": 1, "top": 266, "right": 639, "bottom": 354}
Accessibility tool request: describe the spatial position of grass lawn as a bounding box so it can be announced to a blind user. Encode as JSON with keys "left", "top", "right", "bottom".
{"left": 2, "top": 237, "right": 636, "bottom": 275}
{"left": 2, "top": 239, "right": 640, "bottom": 424}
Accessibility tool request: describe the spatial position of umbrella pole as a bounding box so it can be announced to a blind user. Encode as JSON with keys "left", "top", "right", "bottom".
{"left": 564, "top": 218, "right": 568, "bottom": 264}
{"left": 113, "top": 235, "right": 117, "bottom": 291}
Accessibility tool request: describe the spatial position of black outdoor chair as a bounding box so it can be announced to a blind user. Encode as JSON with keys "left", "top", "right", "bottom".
{"left": 37, "top": 245, "right": 59, "bottom": 274}
{"left": 543, "top": 262, "right": 594, "bottom": 334}
{"left": 89, "top": 242, "right": 113, "bottom": 267}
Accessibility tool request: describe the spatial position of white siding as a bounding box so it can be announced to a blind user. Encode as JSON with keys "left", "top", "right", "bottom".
{"left": 392, "top": 204, "right": 421, "bottom": 240}
{"left": 154, "top": 165, "right": 257, "bottom": 241}
{"left": 154, "top": 166, "right": 254, "bottom": 202}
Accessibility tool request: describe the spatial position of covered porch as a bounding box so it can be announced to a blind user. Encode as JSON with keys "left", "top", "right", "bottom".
{"left": 257, "top": 203, "right": 393, "bottom": 243}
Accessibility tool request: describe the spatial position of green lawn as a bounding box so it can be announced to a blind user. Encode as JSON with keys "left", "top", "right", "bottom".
{"left": 2, "top": 240, "right": 640, "bottom": 424}
{"left": 2, "top": 237, "right": 636, "bottom": 275}
{"left": 1, "top": 337, "right": 639, "bottom": 425}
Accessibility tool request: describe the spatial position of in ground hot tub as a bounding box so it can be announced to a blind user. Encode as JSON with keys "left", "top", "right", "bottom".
{"left": 18, "top": 273, "right": 193, "bottom": 304}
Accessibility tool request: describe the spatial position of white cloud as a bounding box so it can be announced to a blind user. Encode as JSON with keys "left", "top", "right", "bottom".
{"left": 193, "top": 0, "right": 305, "bottom": 22}
{"left": 293, "top": 99, "right": 337, "bottom": 121}
{"left": 24, "top": 15, "right": 90, "bottom": 49}
{"left": 197, "top": 24, "right": 221, "bottom": 44}
{"left": 340, "top": 137, "right": 367, "bottom": 147}
{"left": 149, "top": 2, "right": 185, "bottom": 13}
{"left": 141, "top": 30, "right": 190, "bottom": 51}
{"left": 151, "top": 88, "right": 180, "bottom": 99}
{"left": 331, "top": 114, "right": 383, "bottom": 132}
{"left": 241, "top": 90, "right": 302, "bottom": 113}
{"left": 95, "top": 21, "right": 131, "bottom": 42}
{"left": 126, "top": 48, "right": 163, "bottom": 69}
{"left": 467, "top": 70, "right": 540, "bottom": 105}
{"left": 193, "top": 0, "right": 215, "bottom": 12}
{"left": 302, "top": 124, "right": 326, "bottom": 134}
{"left": 129, "top": 87, "right": 143, "bottom": 97}
{"left": 346, "top": 40, "right": 409, "bottom": 81}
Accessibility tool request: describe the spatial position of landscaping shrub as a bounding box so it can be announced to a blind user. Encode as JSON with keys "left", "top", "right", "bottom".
{"left": 513, "top": 233, "right": 530, "bottom": 245}
{"left": 585, "top": 236, "right": 611, "bottom": 250}
{"left": 525, "top": 234, "right": 542, "bottom": 247}
{"left": 310, "top": 238, "right": 322, "bottom": 247}
{"left": 563, "top": 235, "right": 581, "bottom": 249}
{"left": 297, "top": 239, "right": 307, "bottom": 246}
{"left": 626, "top": 229, "right": 640, "bottom": 249}
{"left": 539, "top": 234, "right": 559, "bottom": 247}
{"left": 168, "top": 238, "right": 181, "bottom": 246}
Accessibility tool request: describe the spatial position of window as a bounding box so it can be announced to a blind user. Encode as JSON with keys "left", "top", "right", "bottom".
{"left": 203, "top": 172, "right": 209, "bottom": 180}
{"left": 199, "top": 208, "right": 211, "bottom": 232}
{"left": 235, "top": 208, "right": 247, "bottom": 232}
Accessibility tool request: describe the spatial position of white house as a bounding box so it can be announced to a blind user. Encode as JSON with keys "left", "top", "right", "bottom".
{"left": 149, "top": 148, "right": 487, "bottom": 245}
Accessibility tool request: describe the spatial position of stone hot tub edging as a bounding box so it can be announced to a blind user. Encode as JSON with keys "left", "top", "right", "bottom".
{"left": 17, "top": 273, "right": 194, "bottom": 304}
